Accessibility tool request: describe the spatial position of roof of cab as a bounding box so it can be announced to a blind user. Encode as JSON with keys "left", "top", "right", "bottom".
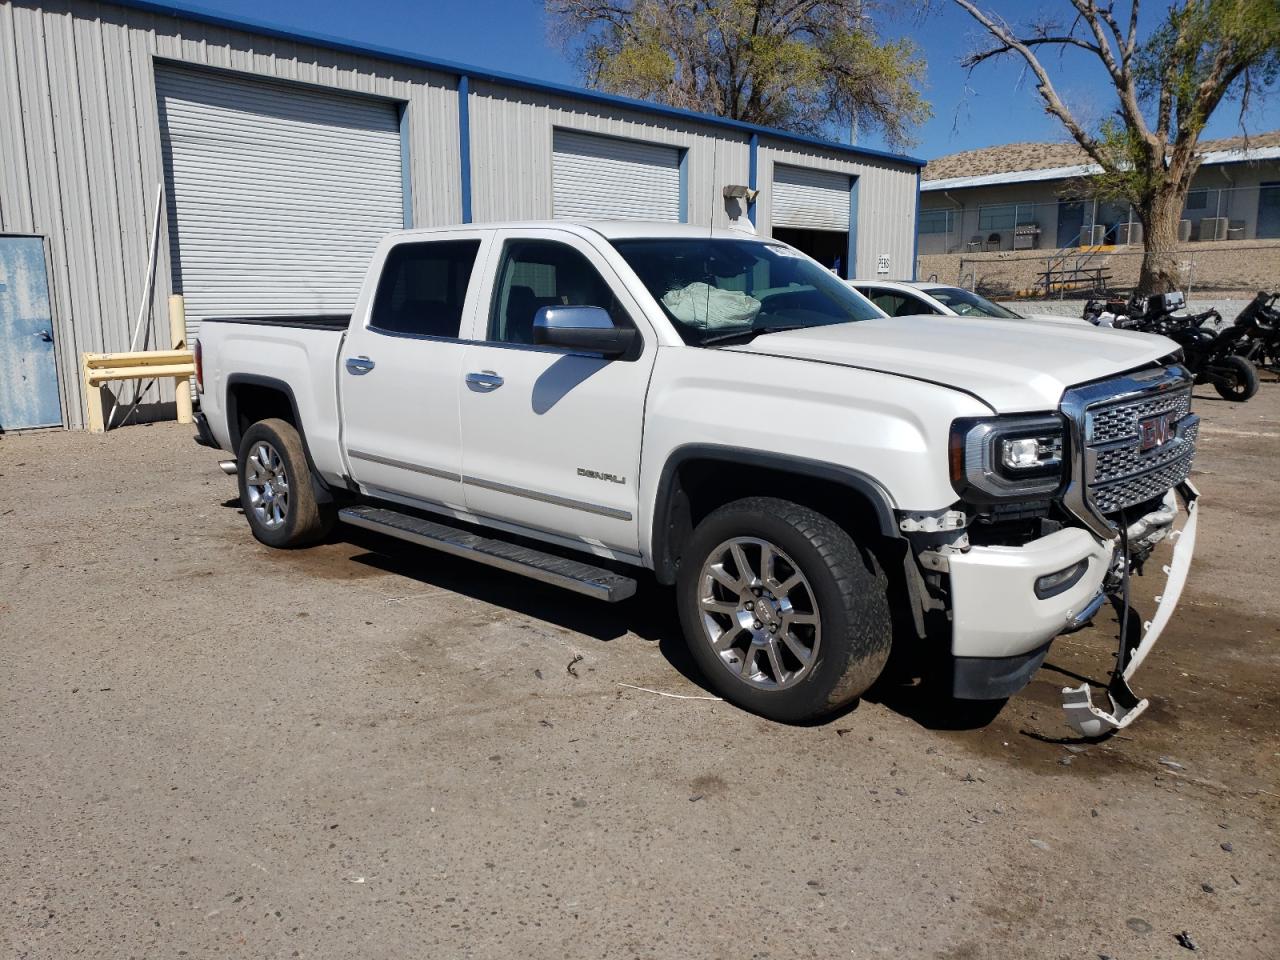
{"left": 391, "top": 221, "right": 772, "bottom": 241}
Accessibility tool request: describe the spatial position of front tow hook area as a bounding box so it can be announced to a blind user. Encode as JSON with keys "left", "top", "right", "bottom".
{"left": 1061, "top": 481, "right": 1200, "bottom": 737}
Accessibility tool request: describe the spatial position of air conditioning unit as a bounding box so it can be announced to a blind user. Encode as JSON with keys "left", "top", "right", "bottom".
{"left": 1199, "top": 217, "right": 1228, "bottom": 241}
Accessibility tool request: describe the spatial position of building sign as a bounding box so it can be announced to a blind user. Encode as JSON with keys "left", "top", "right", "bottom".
{"left": 876, "top": 253, "right": 890, "bottom": 274}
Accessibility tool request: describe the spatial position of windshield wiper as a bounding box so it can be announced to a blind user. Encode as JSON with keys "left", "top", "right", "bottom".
{"left": 699, "top": 324, "right": 810, "bottom": 347}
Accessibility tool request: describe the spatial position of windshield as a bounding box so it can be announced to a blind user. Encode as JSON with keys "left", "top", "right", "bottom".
{"left": 928, "top": 287, "right": 1022, "bottom": 319}
{"left": 610, "top": 238, "right": 883, "bottom": 345}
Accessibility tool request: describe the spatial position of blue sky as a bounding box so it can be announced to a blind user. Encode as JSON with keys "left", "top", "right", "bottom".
{"left": 183, "top": 0, "right": 1279, "bottom": 160}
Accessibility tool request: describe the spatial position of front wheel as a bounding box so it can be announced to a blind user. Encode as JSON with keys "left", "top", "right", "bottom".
{"left": 676, "top": 497, "right": 892, "bottom": 724}
{"left": 1212, "top": 354, "right": 1259, "bottom": 401}
{"left": 237, "top": 418, "right": 334, "bottom": 548}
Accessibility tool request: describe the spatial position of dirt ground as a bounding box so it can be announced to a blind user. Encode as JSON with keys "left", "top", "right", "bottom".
{"left": 2, "top": 382, "right": 1277, "bottom": 960}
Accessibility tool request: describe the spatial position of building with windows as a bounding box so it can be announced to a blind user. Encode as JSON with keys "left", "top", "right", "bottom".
{"left": 0, "top": 0, "right": 922, "bottom": 430}
{"left": 916, "top": 132, "right": 1280, "bottom": 295}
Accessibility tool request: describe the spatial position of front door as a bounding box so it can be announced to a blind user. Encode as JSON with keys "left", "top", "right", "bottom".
{"left": 457, "top": 230, "right": 655, "bottom": 555}
{"left": 1056, "top": 201, "right": 1085, "bottom": 248}
{"left": 338, "top": 231, "right": 491, "bottom": 509}
{"left": 0, "top": 237, "right": 61, "bottom": 431}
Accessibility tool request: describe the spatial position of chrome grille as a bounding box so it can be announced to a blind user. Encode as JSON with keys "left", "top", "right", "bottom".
{"left": 1088, "top": 390, "right": 1191, "bottom": 445}
{"left": 1061, "top": 368, "right": 1198, "bottom": 529}
{"left": 1091, "top": 445, "right": 1196, "bottom": 512}
{"left": 1093, "top": 418, "right": 1200, "bottom": 483}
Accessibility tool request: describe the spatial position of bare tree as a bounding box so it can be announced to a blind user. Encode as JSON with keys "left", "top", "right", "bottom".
{"left": 953, "top": 0, "right": 1280, "bottom": 293}
{"left": 546, "top": 1, "right": 931, "bottom": 148}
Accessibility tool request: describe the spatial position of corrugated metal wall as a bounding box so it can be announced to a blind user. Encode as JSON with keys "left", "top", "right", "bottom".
{"left": 758, "top": 143, "right": 918, "bottom": 280}
{"left": 0, "top": 0, "right": 920, "bottom": 429}
{"left": 468, "top": 81, "right": 752, "bottom": 228}
{"left": 0, "top": 0, "right": 460, "bottom": 427}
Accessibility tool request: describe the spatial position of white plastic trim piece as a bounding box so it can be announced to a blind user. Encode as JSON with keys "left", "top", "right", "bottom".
{"left": 1061, "top": 481, "right": 1200, "bottom": 737}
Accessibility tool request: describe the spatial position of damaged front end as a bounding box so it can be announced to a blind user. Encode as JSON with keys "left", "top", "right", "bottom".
{"left": 1061, "top": 482, "right": 1199, "bottom": 736}
{"left": 1057, "top": 365, "right": 1201, "bottom": 736}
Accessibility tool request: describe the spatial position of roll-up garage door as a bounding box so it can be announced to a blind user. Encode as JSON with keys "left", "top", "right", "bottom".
{"left": 156, "top": 67, "right": 404, "bottom": 342}
{"left": 552, "top": 130, "right": 682, "bottom": 221}
{"left": 771, "top": 165, "right": 851, "bottom": 231}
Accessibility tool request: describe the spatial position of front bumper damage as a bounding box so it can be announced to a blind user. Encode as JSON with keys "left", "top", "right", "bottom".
{"left": 1061, "top": 481, "right": 1200, "bottom": 737}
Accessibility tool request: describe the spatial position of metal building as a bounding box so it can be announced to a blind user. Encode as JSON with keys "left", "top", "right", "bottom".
{"left": 0, "top": 0, "right": 924, "bottom": 430}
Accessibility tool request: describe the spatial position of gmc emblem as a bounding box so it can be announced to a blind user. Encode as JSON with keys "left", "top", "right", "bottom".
{"left": 1138, "top": 412, "right": 1179, "bottom": 452}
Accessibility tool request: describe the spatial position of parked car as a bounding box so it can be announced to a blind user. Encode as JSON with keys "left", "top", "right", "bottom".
{"left": 849, "top": 280, "right": 1087, "bottom": 325}
{"left": 194, "top": 222, "right": 1199, "bottom": 735}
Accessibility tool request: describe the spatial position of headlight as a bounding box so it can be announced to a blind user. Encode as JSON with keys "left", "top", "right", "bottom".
{"left": 950, "top": 415, "right": 1067, "bottom": 502}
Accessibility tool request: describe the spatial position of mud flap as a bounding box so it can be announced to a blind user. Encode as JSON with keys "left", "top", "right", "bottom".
{"left": 1061, "top": 481, "right": 1200, "bottom": 737}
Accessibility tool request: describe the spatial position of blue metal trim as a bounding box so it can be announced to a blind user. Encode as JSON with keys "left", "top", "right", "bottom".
{"left": 747, "top": 133, "right": 758, "bottom": 225}
{"left": 107, "top": 0, "right": 925, "bottom": 169}
{"left": 458, "top": 75, "right": 473, "bottom": 223}
{"left": 911, "top": 170, "right": 921, "bottom": 281}
{"left": 846, "top": 176, "right": 860, "bottom": 280}
{"left": 398, "top": 103, "right": 413, "bottom": 228}
{"left": 677, "top": 148, "right": 689, "bottom": 223}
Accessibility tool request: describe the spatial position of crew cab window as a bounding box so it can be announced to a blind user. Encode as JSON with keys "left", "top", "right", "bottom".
{"left": 488, "top": 240, "right": 628, "bottom": 345}
{"left": 370, "top": 240, "right": 481, "bottom": 338}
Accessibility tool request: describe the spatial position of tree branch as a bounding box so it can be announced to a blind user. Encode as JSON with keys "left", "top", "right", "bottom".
{"left": 953, "top": 0, "right": 1105, "bottom": 163}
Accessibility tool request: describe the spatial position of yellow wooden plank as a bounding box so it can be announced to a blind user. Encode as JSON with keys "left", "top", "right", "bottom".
{"left": 82, "top": 349, "right": 193, "bottom": 369}
{"left": 86, "top": 363, "right": 195, "bottom": 384}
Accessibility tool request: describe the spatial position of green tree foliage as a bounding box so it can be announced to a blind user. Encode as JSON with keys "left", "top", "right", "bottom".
{"left": 954, "top": 0, "right": 1280, "bottom": 294}
{"left": 546, "top": 1, "right": 931, "bottom": 148}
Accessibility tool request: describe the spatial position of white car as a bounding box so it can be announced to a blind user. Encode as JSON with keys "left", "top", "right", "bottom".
{"left": 194, "top": 222, "right": 1198, "bottom": 735}
{"left": 850, "top": 279, "right": 1086, "bottom": 325}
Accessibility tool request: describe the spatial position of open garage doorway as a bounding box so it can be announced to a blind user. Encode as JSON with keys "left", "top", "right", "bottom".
{"left": 770, "top": 165, "right": 854, "bottom": 278}
{"left": 770, "top": 227, "right": 851, "bottom": 278}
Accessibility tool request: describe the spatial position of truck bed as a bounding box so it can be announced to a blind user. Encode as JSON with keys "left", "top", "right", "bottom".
{"left": 197, "top": 314, "right": 349, "bottom": 483}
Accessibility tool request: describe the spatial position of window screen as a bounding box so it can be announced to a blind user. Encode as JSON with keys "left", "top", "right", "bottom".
{"left": 918, "top": 209, "right": 952, "bottom": 235}
{"left": 370, "top": 240, "right": 481, "bottom": 338}
{"left": 488, "top": 240, "right": 627, "bottom": 345}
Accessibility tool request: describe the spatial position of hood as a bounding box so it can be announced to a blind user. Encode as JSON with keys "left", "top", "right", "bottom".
{"left": 723, "top": 315, "right": 1175, "bottom": 412}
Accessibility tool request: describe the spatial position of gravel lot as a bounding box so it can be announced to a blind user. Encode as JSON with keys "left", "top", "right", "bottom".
{"left": 3, "top": 380, "right": 1277, "bottom": 959}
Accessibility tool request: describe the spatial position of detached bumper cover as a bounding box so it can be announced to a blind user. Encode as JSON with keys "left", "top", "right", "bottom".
{"left": 1061, "top": 481, "right": 1200, "bottom": 737}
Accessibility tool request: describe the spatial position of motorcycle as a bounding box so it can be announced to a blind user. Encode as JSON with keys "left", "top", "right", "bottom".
{"left": 1231, "top": 292, "right": 1280, "bottom": 374}
{"left": 1085, "top": 291, "right": 1259, "bottom": 401}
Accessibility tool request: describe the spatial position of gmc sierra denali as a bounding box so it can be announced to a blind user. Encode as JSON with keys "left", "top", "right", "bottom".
{"left": 193, "top": 221, "right": 1200, "bottom": 734}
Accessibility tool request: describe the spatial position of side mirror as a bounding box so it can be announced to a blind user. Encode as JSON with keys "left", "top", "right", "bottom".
{"left": 533, "top": 306, "right": 636, "bottom": 357}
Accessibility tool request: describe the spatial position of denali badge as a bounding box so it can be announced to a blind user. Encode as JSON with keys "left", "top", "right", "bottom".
{"left": 577, "top": 467, "right": 626, "bottom": 485}
{"left": 1138, "top": 412, "right": 1178, "bottom": 452}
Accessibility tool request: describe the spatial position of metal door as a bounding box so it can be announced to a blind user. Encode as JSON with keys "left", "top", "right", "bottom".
{"left": 0, "top": 237, "right": 61, "bottom": 431}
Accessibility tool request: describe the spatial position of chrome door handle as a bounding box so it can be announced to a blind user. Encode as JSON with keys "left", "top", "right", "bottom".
{"left": 465, "top": 370, "right": 504, "bottom": 391}
{"left": 345, "top": 356, "right": 375, "bottom": 375}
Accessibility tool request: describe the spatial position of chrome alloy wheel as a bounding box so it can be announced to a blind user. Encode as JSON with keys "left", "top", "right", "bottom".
{"left": 244, "top": 440, "right": 290, "bottom": 530}
{"left": 697, "top": 537, "right": 821, "bottom": 690}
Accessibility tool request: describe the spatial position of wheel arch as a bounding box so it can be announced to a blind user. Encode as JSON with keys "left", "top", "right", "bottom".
{"left": 226, "top": 374, "right": 334, "bottom": 504}
{"left": 650, "top": 444, "right": 900, "bottom": 585}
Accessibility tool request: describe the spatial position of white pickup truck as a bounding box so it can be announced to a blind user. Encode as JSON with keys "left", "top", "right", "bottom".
{"left": 194, "top": 221, "right": 1200, "bottom": 734}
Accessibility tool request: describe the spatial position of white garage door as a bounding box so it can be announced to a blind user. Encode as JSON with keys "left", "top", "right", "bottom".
{"left": 156, "top": 67, "right": 404, "bottom": 341}
{"left": 772, "top": 165, "right": 851, "bottom": 231}
{"left": 552, "top": 130, "right": 682, "bottom": 222}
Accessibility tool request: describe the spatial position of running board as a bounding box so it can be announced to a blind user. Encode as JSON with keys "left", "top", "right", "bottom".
{"left": 338, "top": 505, "right": 638, "bottom": 602}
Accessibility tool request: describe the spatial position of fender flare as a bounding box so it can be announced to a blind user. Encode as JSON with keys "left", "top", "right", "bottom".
{"left": 226, "top": 373, "right": 334, "bottom": 504}
{"left": 650, "top": 444, "right": 899, "bottom": 583}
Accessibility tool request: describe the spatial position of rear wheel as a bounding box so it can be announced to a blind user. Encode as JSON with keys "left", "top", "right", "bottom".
{"left": 237, "top": 418, "right": 334, "bottom": 548}
{"left": 1212, "top": 354, "right": 1259, "bottom": 401}
{"left": 677, "top": 497, "right": 892, "bottom": 723}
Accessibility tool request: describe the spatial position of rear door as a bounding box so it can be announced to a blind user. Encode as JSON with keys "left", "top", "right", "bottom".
{"left": 339, "top": 231, "right": 491, "bottom": 508}
{"left": 456, "top": 228, "right": 656, "bottom": 555}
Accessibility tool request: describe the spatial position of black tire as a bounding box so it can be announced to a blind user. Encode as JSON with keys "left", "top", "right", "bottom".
{"left": 237, "top": 418, "right": 334, "bottom": 548}
{"left": 1212, "top": 354, "right": 1259, "bottom": 401}
{"left": 676, "top": 496, "right": 892, "bottom": 724}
